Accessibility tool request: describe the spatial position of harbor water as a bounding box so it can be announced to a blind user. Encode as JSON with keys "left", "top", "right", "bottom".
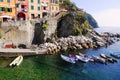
{"left": 0, "top": 27, "right": 120, "bottom": 80}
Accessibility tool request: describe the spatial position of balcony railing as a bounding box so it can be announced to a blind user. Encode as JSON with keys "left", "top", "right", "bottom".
{"left": 17, "top": 8, "right": 28, "bottom": 12}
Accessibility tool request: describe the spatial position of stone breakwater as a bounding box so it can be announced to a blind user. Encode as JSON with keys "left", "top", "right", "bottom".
{"left": 39, "top": 32, "right": 120, "bottom": 54}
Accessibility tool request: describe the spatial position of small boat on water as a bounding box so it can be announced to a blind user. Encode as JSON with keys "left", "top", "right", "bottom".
{"left": 100, "top": 53, "right": 117, "bottom": 63}
{"left": 110, "top": 53, "right": 120, "bottom": 59}
{"left": 93, "top": 55, "right": 107, "bottom": 64}
{"left": 61, "top": 54, "right": 76, "bottom": 64}
{"left": 79, "top": 53, "right": 94, "bottom": 63}
{"left": 75, "top": 55, "right": 90, "bottom": 63}
{"left": 79, "top": 53, "right": 86, "bottom": 57}
{"left": 9, "top": 55, "right": 23, "bottom": 67}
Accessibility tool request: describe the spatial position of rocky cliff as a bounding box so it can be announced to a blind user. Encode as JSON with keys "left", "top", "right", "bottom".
{"left": 57, "top": 12, "right": 92, "bottom": 37}
{"left": 85, "top": 13, "right": 99, "bottom": 28}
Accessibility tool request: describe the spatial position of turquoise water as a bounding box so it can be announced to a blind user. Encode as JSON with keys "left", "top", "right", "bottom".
{"left": 0, "top": 27, "right": 120, "bottom": 80}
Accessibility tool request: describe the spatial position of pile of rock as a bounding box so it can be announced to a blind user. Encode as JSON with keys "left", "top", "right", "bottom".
{"left": 38, "top": 33, "right": 116, "bottom": 54}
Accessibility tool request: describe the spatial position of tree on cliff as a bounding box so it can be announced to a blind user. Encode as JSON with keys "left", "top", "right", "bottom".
{"left": 59, "top": 0, "right": 77, "bottom": 11}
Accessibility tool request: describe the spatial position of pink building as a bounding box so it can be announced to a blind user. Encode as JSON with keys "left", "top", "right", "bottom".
{"left": 16, "top": 0, "right": 29, "bottom": 20}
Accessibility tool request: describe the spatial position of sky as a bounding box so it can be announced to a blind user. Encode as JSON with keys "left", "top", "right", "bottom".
{"left": 70, "top": 0, "right": 120, "bottom": 27}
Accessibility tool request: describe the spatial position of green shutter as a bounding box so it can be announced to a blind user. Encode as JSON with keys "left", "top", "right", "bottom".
{"left": 7, "top": 0, "right": 10, "bottom": 3}
{"left": 10, "top": 8, "right": 12, "bottom": 12}
{"left": 0, "top": 7, "right": 1, "bottom": 11}
{"left": 5, "top": 8, "right": 8, "bottom": 12}
{"left": 0, "top": 0, "right": 3, "bottom": 2}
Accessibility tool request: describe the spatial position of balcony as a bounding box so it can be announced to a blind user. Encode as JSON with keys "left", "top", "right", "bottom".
{"left": 17, "top": 8, "right": 28, "bottom": 12}
{"left": 21, "top": 8, "right": 27, "bottom": 12}
{"left": 41, "top": 3, "right": 47, "bottom": 7}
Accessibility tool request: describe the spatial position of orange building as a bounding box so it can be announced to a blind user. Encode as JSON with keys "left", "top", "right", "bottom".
{"left": 0, "top": 0, "right": 16, "bottom": 21}
{"left": 16, "top": 0, "right": 29, "bottom": 20}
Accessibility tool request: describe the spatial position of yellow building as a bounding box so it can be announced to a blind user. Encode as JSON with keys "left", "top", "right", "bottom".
{"left": 0, "top": 0, "right": 16, "bottom": 22}
{"left": 49, "top": 0, "right": 59, "bottom": 16}
{"left": 28, "top": 0, "right": 42, "bottom": 19}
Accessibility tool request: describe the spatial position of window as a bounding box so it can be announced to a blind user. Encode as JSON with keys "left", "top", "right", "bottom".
{"left": 51, "top": 0, "right": 54, "bottom": 3}
{"left": 53, "top": 0, "right": 54, "bottom": 3}
{"left": 56, "top": 0, "right": 58, "bottom": 4}
{"left": 43, "top": 7, "right": 46, "bottom": 10}
{"left": 31, "top": 0, "right": 33, "bottom": 3}
{"left": 31, "top": 14, "right": 34, "bottom": 19}
{"left": 0, "top": 7, "right": 2, "bottom": 11}
{"left": 8, "top": 8, "right": 12, "bottom": 12}
{"left": 7, "top": 0, "right": 10, "bottom": 3}
{"left": 0, "top": 7, "right": 4, "bottom": 11}
{"left": 31, "top": 5, "right": 34, "bottom": 10}
{"left": 16, "top": 4, "right": 19, "bottom": 8}
{"left": 38, "top": 14, "right": 40, "bottom": 18}
{"left": 0, "top": 0, "right": 3, "bottom": 2}
{"left": 5, "top": 8, "right": 12, "bottom": 12}
{"left": 38, "top": 7, "right": 40, "bottom": 11}
{"left": 2, "top": 7, "right": 5, "bottom": 11}
{"left": 21, "top": 5, "right": 25, "bottom": 8}
{"left": 38, "top": 0, "right": 40, "bottom": 4}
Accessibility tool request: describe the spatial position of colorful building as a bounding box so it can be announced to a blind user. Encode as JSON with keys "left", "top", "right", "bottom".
{"left": 16, "top": 0, "right": 29, "bottom": 20}
{"left": 49, "top": 0, "right": 59, "bottom": 16}
{"left": 28, "top": 0, "right": 42, "bottom": 19}
{"left": 0, "top": 0, "right": 16, "bottom": 21}
{"left": 28, "top": 0, "right": 60, "bottom": 19}
{"left": 0, "top": 0, "right": 60, "bottom": 21}
{"left": 41, "top": 0, "right": 50, "bottom": 17}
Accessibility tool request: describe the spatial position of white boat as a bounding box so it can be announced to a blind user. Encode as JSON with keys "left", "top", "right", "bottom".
{"left": 61, "top": 54, "right": 76, "bottom": 64}
{"left": 100, "top": 53, "right": 115, "bottom": 63}
{"left": 75, "top": 55, "right": 90, "bottom": 63}
{"left": 9, "top": 55, "right": 23, "bottom": 67}
{"left": 93, "top": 55, "right": 106, "bottom": 64}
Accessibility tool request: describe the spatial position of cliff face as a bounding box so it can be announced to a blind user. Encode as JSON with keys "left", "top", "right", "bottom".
{"left": 57, "top": 12, "right": 92, "bottom": 37}
{"left": 85, "top": 13, "right": 99, "bottom": 28}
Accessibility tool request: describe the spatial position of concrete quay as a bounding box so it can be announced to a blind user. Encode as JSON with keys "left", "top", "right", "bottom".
{"left": 0, "top": 48, "right": 48, "bottom": 57}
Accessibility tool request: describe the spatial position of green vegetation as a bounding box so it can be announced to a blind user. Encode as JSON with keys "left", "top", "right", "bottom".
{"left": 73, "top": 13, "right": 92, "bottom": 36}
{"left": 57, "top": 12, "right": 92, "bottom": 37}
{"left": 61, "top": 14, "right": 67, "bottom": 18}
{"left": 73, "top": 20, "right": 91, "bottom": 36}
{"left": 60, "top": 0, "right": 77, "bottom": 11}
{"left": 0, "top": 55, "right": 72, "bottom": 80}
{"left": 0, "top": 35, "right": 2, "bottom": 39}
{"left": 85, "top": 13, "right": 98, "bottom": 28}
{"left": 42, "top": 24, "right": 48, "bottom": 30}
{"left": 76, "top": 13, "right": 84, "bottom": 17}
{"left": 74, "top": 26, "right": 83, "bottom": 35}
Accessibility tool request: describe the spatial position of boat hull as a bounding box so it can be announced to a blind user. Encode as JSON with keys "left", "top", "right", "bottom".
{"left": 9, "top": 55, "right": 23, "bottom": 67}
{"left": 61, "top": 54, "right": 76, "bottom": 64}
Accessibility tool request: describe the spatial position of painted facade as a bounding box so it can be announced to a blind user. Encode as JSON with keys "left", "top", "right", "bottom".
{"left": 49, "top": 0, "right": 59, "bottom": 16}
{"left": 41, "top": 0, "right": 50, "bottom": 17}
{"left": 0, "top": 0, "right": 60, "bottom": 20}
{"left": 28, "top": 0, "right": 42, "bottom": 19}
{"left": 16, "top": 0, "right": 29, "bottom": 20}
{"left": 0, "top": 0, "right": 16, "bottom": 21}
{"left": 29, "top": 0, "right": 59, "bottom": 19}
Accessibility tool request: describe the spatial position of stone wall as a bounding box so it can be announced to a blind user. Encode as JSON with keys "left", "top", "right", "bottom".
{"left": 0, "top": 18, "right": 58, "bottom": 48}
{"left": 44, "top": 18, "right": 58, "bottom": 41}
{"left": 0, "top": 21, "right": 34, "bottom": 47}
